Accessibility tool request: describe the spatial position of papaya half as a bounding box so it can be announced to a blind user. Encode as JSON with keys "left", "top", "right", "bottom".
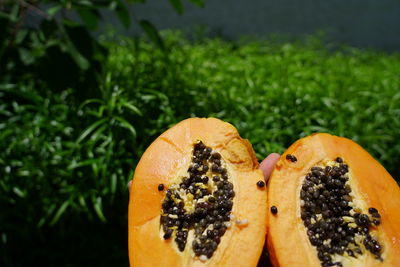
{"left": 128, "top": 118, "right": 267, "bottom": 267}
{"left": 267, "top": 133, "right": 400, "bottom": 267}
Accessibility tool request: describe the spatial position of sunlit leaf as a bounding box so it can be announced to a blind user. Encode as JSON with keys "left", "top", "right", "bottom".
{"left": 121, "top": 101, "right": 142, "bottom": 115}
{"left": 94, "top": 197, "right": 107, "bottom": 222}
{"left": 68, "top": 158, "right": 102, "bottom": 170}
{"left": 110, "top": 173, "right": 117, "bottom": 194}
{"left": 12, "top": 187, "right": 25, "bottom": 198}
{"left": 50, "top": 201, "right": 70, "bottom": 226}
{"left": 47, "top": 5, "right": 62, "bottom": 17}
{"left": 77, "top": 118, "right": 107, "bottom": 143}
{"left": 78, "top": 98, "right": 103, "bottom": 110}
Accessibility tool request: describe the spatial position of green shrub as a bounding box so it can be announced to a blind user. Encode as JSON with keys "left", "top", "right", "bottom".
{"left": 106, "top": 31, "right": 400, "bottom": 179}
{"left": 1, "top": 31, "right": 399, "bottom": 265}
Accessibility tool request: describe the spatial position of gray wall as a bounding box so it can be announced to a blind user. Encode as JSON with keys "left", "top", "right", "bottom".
{"left": 112, "top": 0, "right": 400, "bottom": 51}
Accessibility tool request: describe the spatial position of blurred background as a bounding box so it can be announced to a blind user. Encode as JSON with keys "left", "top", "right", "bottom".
{"left": 0, "top": 0, "right": 399, "bottom": 266}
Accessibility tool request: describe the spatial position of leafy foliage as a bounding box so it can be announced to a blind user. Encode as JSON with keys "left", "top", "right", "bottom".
{"left": 0, "top": 1, "right": 204, "bottom": 265}
{"left": 0, "top": 0, "right": 203, "bottom": 92}
{"left": 1, "top": 29, "right": 399, "bottom": 265}
{"left": 107, "top": 32, "right": 400, "bottom": 180}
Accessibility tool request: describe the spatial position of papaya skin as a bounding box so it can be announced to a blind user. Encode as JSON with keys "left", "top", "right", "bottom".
{"left": 129, "top": 118, "right": 267, "bottom": 267}
{"left": 267, "top": 133, "right": 400, "bottom": 267}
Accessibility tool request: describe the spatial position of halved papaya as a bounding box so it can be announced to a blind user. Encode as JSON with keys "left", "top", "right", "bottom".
{"left": 128, "top": 118, "right": 267, "bottom": 266}
{"left": 267, "top": 133, "right": 400, "bottom": 266}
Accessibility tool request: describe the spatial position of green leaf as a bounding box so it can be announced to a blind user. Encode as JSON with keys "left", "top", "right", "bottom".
{"left": 121, "top": 101, "right": 142, "bottom": 116}
{"left": 77, "top": 7, "right": 100, "bottom": 30}
{"left": 61, "top": 19, "right": 81, "bottom": 27}
{"left": 18, "top": 48, "right": 35, "bottom": 65}
{"left": 65, "top": 40, "right": 90, "bottom": 70}
{"left": 0, "top": 11, "right": 11, "bottom": 20}
{"left": 68, "top": 158, "right": 102, "bottom": 170}
{"left": 78, "top": 196, "right": 88, "bottom": 209}
{"left": 62, "top": 23, "right": 90, "bottom": 70}
{"left": 188, "top": 0, "right": 204, "bottom": 7}
{"left": 47, "top": 5, "right": 62, "bottom": 17}
{"left": 75, "top": 0, "right": 94, "bottom": 7}
{"left": 15, "top": 29, "right": 28, "bottom": 44}
{"left": 50, "top": 201, "right": 70, "bottom": 226}
{"left": 78, "top": 98, "right": 103, "bottom": 110}
{"left": 77, "top": 118, "right": 107, "bottom": 143}
{"left": 10, "top": 4, "right": 20, "bottom": 22}
{"left": 110, "top": 173, "right": 117, "bottom": 194}
{"left": 114, "top": 0, "right": 131, "bottom": 29}
{"left": 169, "top": 0, "right": 184, "bottom": 14}
{"left": 37, "top": 203, "right": 56, "bottom": 228}
{"left": 94, "top": 197, "right": 107, "bottom": 222}
{"left": 13, "top": 187, "right": 25, "bottom": 198}
{"left": 114, "top": 116, "right": 136, "bottom": 138}
{"left": 139, "top": 20, "right": 165, "bottom": 52}
{"left": 89, "top": 124, "right": 108, "bottom": 143}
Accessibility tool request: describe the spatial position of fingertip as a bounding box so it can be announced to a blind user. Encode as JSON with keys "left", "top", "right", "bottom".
{"left": 266, "top": 153, "right": 281, "bottom": 161}
{"left": 127, "top": 180, "right": 132, "bottom": 192}
{"left": 260, "top": 153, "right": 281, "bottom": 182}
